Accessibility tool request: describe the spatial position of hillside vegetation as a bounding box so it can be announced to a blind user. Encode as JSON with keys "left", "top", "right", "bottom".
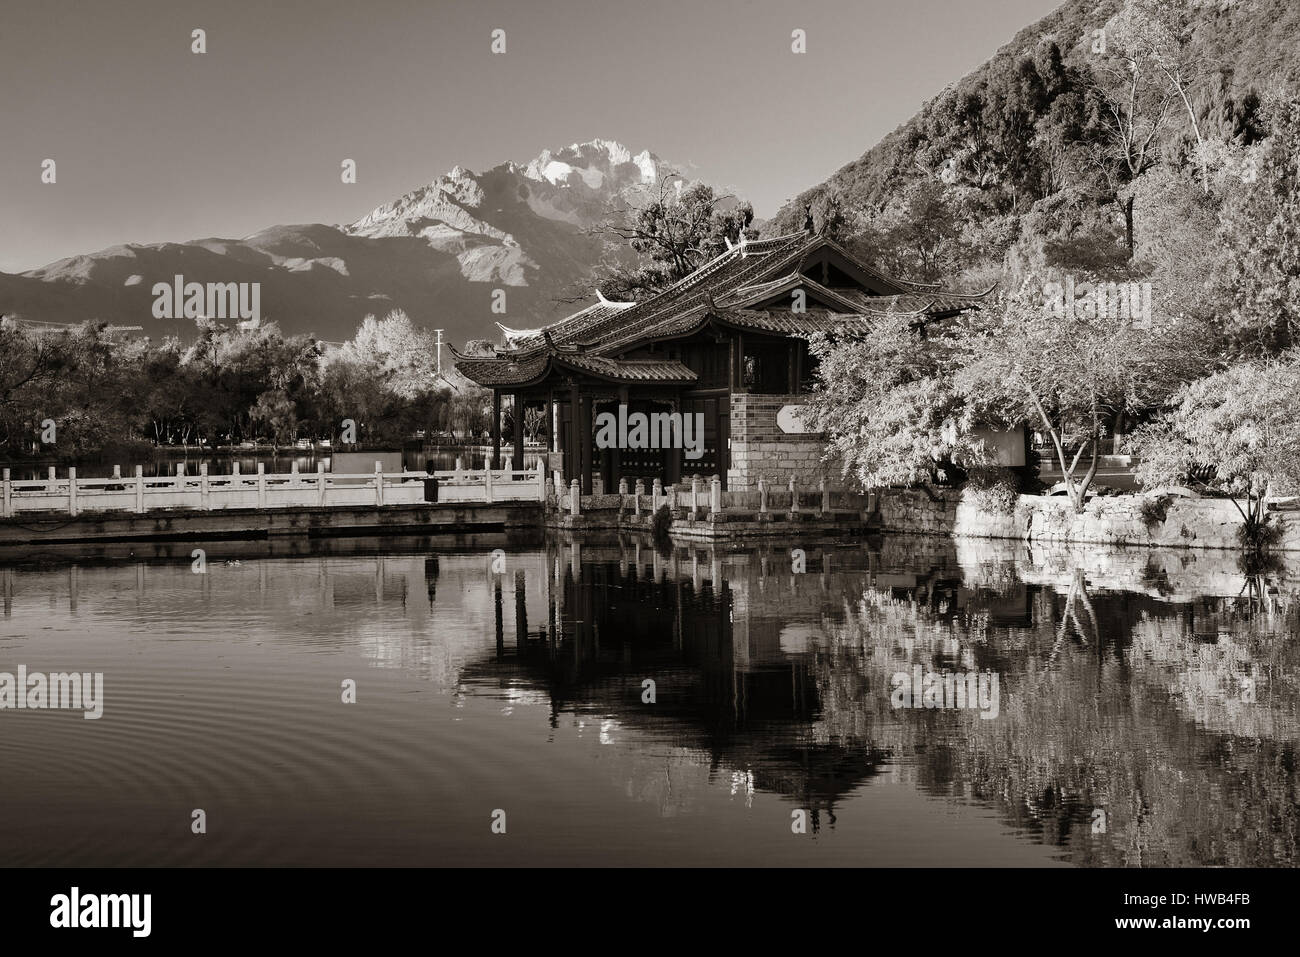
{"left": 770, "top": 0, "right": 1295, "bottom": 301}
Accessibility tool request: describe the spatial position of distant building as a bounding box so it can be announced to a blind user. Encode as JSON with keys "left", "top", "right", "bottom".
{"left": 453, "top": 229, "right": 990, "bottom": 493}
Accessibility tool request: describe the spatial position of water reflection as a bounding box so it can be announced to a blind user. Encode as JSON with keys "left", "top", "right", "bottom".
{"left": 460, "top": 534, "right": 1300, "bottom": 865}
{"left": 0, "top": 533, "right": 1295, "bottom": 866}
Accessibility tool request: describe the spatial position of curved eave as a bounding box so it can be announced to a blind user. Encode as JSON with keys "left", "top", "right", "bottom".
{"left": 454, "top": 354, "right": 697, "bottom": 390}
{"left": 552, "top": 356, "right": 697, "bottom": 386}
{"left": 593, "top": 303, "right": 937, "bottom": 356}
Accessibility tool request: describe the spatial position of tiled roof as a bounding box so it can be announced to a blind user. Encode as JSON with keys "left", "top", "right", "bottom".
{"left": 447, "top": 351, "right": 696, "bottom": 388}
{"left": 500, "top": 231, "right": 814, "bottom": 356}
{"left": 716, "top": 272, "right": 867, "bottom": 313}
{"left": 828, "top": 288, "right": 989, "bottom": 315}
{"left": 561, "top": 355, "right": 697, "bottom": 381}
{"left": 456, "top": 230, "right": 991, "bottom": 386}
{"left": 718, "top": 309, "right": 885, "bottom": 336}
{"left": 451, "top": 353, "right": 550, "bottom": 387}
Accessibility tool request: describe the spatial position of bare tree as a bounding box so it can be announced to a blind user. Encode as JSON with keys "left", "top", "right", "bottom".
{"left": 1089, "top": 9, "right": 1177, "bottom": 254}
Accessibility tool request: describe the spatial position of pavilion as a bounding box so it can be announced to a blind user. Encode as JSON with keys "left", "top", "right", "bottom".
{"left": 452, "top": 228, "right": 991, "bottom": 494}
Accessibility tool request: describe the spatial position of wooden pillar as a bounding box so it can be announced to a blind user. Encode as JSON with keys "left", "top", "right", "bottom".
{"left": 512, "top": 393, "right": 525, "bottom": 473}
{"left": 568, "top": 383, "right": 580, "bottom": 484}
{"left": 579, "top": 394, "right": 593, "bottom": 496}
{"left": 613, "top": 386, "right": 628, "bottom": 490}
{"left": 491, "top": 391, "right": 502, "bottom": 471}
{"left": 546, "top": 393, "right": 555, "bottom": 453}
{"left": 736, "top": 332, "right": 745, "bottom": 392}
{"left": 665, "top": 397, "right": 681, "bottom": 488}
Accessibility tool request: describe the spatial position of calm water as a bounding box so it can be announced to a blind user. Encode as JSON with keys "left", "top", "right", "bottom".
{"left": 1, "top": 533, "right": 1297, "bottom": 867}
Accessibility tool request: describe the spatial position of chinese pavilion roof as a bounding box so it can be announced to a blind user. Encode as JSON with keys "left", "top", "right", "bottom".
{"left": 452, "top": 229, "right": 991, "bottom": 388}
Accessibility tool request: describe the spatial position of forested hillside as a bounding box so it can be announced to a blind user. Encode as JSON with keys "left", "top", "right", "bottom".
{"left": 770, "top": 0, "right": 1297, "bottom": 304}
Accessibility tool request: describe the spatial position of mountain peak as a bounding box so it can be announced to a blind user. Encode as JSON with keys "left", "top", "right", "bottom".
{"left": 3, "top": 138, "right": 689, "bottom": 350}
{"left": 522, "top": 139, "right": 662, "bottom": 190}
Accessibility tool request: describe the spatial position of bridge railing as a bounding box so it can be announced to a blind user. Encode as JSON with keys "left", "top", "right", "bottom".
{"left": 0, "top": 462, "right": 545, "bottom": 517}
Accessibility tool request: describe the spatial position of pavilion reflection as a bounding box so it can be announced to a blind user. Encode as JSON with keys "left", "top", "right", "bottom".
{"left": 447, "top": 534, "right": 1300, "bottom": 861}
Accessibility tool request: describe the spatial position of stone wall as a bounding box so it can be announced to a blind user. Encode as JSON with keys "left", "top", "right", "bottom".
{"left": 728, "top": 394, "right": 844, "bottom": 492}
{"left": 876, "top": 488, "right": 1300, "bottom": 552}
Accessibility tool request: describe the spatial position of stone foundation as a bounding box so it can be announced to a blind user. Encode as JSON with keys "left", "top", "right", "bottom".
{"left": 728, "top": 394, "right": 844, "bottom": 492}
{"left": 876, "top": 488, "right": 1300, "bottom": 552}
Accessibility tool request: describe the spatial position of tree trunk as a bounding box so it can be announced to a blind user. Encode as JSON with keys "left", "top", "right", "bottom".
{"left": 1122, "top": 194, "right": 1135, "bottom": 257}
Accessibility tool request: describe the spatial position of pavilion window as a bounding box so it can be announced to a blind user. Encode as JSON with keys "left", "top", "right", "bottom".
{"left": 799, "top": 344, "right": 820, "bottom": 393}
{"left": 742, "top": 341, "right": 791, "bottom": 394}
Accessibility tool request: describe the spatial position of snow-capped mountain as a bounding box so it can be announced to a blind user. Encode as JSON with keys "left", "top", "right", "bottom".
{"left": 0, "top": 140, "right": 677, "bottom": 347}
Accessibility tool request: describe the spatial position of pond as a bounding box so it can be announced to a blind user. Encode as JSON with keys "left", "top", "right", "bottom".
{"left": 0, "top": 532, "right": 1295, "bottom": 866}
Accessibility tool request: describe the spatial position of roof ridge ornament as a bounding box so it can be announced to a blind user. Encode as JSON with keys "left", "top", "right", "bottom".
{"left": 595, "top": 289, "right": 637, "bottom": 308}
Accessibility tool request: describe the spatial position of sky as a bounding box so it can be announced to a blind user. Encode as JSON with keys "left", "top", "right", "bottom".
{"left": 0, "top": 0, "right": 1064, "bottom": 272}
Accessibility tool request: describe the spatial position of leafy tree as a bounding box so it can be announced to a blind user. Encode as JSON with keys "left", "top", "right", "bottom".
{"left": 1116, "top": 0, "right": 1219, "bottom": 193}
{"left": 1090, "top": 5, "right": 1178, "bottom": 255}
{"left": 340, "top": 309, "right": 436, "bottom": 400}
{"left": 958, "top": 279, "right": 1213, "bottom": 511}
{"left": 1213, "top": 97, "right": 1300, "bottom": 355}
{"left": 250, "top": 389, "right": 298, "bottom": 450}
{"left": 803, "top": 311, "right": 982, "bottom": 489}
{"left": 1132, "top": 354, "right": 1300, "bottom": 541}
{"left": 854, "top": 180, "right": 967, "bottom": 282}
{"left": 0, "top": 319, "right": 67, "bottom": 456}
{"left": 584, "top": 179, "right": 755, "bottom": 300}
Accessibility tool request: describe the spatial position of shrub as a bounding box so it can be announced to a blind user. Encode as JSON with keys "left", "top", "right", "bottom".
{"left": 1140, "top": 493, "right": 1174, "bottom": 526}
{"left": 651, "top": 503, "right": 674, "bottom": 544}
{"left": 963, "top": 466, "right": 1021, "bottom": 515}
{"left": 1239, "top": 510, "right": 1285, "bottom": 553}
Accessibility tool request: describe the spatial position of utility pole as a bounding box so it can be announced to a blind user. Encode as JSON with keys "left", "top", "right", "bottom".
{"left": 434, "top": 328, "right": 444, "bottom": 377}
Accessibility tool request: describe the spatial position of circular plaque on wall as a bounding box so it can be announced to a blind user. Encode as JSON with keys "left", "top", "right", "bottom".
{"left": 776, "top": 405, "right": 814, "bottom": 434}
